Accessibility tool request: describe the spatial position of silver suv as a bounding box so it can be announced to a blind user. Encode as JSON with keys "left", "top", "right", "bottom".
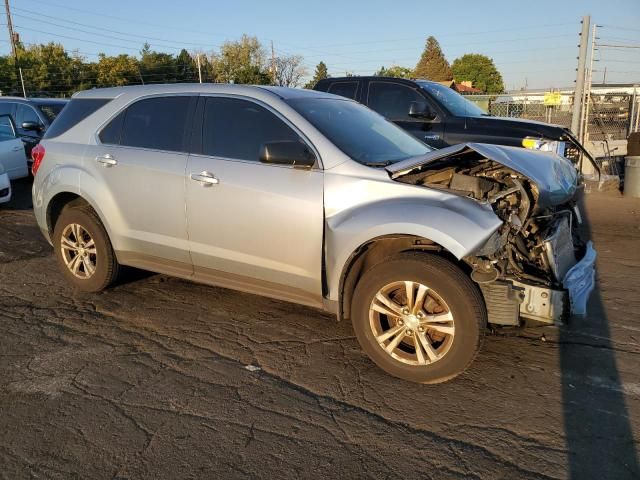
{"left": 32, "top": 84, "right": 596, "bottom": 383}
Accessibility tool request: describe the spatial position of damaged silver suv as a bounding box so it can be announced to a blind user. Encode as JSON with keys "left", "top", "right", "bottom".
{"left": 32, "top": 84, "right": 596, "bottom": 383}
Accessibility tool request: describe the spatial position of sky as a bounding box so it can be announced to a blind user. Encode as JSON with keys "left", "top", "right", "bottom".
{"left": 3, "top": 0, "right": 640, "bottom": 91}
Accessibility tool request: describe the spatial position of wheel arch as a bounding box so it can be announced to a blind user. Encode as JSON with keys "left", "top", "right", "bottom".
{"left": 335, "top": 234, "right": 472, "bottom": 322}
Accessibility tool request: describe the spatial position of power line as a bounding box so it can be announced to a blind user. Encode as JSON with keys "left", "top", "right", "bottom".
{"left": 11, "top": 7, "right": 219, "bottom": 49}
{"left": 12, "top": 15, "right": 191, "bottom": 52}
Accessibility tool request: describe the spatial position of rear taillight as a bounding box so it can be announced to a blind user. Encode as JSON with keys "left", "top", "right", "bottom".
{"left": 31, "top": 144, "right": 45, "bottom": 176}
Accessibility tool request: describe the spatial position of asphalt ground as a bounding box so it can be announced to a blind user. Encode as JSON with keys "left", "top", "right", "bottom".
{"left": 1, "top": 178, "right": 639, "bottom": 479}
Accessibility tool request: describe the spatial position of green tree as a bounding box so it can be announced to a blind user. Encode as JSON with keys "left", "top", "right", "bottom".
{"left": 374, "top": 65, "right": 413, "bottom": 78}
{"left": 414, "top": 36, "right": 452, "bottom": 81}
{"left": 304, "top": 61, "right": 329, "bottom": 89}
{"left": 16, "top": 43, "right": 77, "bottom": 96}
{"left": 139, "top": 43, "right": 179, "bottom": 83}
{"left": 175, "top": 49, "right": 198, "bottom": 82}
{"left": 452, "top": 54, "right": 504, "bottom": 94}
{"left": 212, "top": 34, "right": 270, "bottom": 84}
{"left": 95, "top": 53, "right": 140, "bottom": 87}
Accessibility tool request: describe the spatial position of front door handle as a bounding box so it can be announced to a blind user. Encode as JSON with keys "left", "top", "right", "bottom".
{"left": 96, "top": 154, "right": 117, "bottom": 167}
{"left": 11, "top": 146, "right": 22, "bottom": 152}
{"left": 190, "top": 171, "right": 219, "bottom": 187}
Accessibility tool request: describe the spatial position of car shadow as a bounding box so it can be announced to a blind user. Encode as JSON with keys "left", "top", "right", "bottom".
{"left": 559, "top": 194, "right": 639, "bottom": 478}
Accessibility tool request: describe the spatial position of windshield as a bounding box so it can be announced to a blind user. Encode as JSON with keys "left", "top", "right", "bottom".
{"left": 287, "top": 98, "right": 432, "bottom": 165}
{"left": 37, "top": 102, "right": 66, "bottom": 124}
{"left": 418, "top": 82, "right": 487, "bottom": 117}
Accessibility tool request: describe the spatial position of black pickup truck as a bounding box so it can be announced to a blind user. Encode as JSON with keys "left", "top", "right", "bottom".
{"left": 314, "top": 76, "right": 595, "bottom": 170}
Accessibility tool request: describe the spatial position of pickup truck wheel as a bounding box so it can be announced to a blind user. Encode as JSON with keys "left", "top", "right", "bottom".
{"left": 351, "top": 252, "right": 485, "bottom": 384}
{"left": 53, "top": 205, "right": 119, "bottom": 292}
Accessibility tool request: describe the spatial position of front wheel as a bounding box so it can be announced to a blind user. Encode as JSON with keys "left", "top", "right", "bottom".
{"left": 351, "top": 252, "right": 486, "bottom": 384}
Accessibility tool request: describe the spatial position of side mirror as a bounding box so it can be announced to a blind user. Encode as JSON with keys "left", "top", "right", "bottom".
{"left": 408, "top": 101, "right": 436, "bottom": 120}
{"left": 259, "top": 141, "right": 316, "bottom": 169}
{"left": 21, "top": 121, "right": 43, "bottom": 132}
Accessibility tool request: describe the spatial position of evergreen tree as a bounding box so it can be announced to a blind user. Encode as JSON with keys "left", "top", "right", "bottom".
{"left": 304, "top": 61, "right": 329, "bottom": 89}
{"left": 414, "top": 36, "right": 452, "bottom": 81}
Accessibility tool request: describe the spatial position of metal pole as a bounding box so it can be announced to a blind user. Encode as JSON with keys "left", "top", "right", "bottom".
{"left": 196, "top": 54, "right": 202, "bottom": 84}
{"left": 629, "top": 87, "right": 636, "bottom": 135}
{"left": 18, "top": 67, "right": 26, "bottom": 97}
{"left": 271, "top": 41, "right": 276, "bottom": 85}
{"left": 580, "top": 24, "right": 597, "bottom": 145}
{"left": 571, "top": 15, "right": 590, "bottom": 136}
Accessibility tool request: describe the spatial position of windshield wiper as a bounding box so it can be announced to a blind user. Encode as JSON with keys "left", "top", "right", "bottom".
{"left": 363, "top": 160, "right": 392, "bottom": 167}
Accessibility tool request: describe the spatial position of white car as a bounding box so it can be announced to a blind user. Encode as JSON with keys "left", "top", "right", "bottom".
{"left": 0, "top": 113, "right": 29, "bottom": 181}
{"left": 0, "top": 163, "right": 10, "bottom": 204}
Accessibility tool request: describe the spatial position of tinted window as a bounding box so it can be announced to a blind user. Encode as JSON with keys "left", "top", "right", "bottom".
{"left": 328, "top": 81, "right": 358, "bottom": 100}
{"left": 16, "top": 104, "right": 41, "bottom": 126}
{"left": 0, "top": 102, "right": 14, "bottom": 116}
{"left": 418, "top": 81, "right": 486, "bottom": 117}
{"left": 368, "top": 82, "right": 425, "bottom": 121}
{"left": 37, "top": 103, "right": 66, "bottom": 124}
{"left": 44, "top": 98, "right": 110, "bottom": 139}
{"left": 99, "top": 111, "right": 125, "bottom": 145}
{"left": 287, "top": 98, "right": 431, "bottom": 165}
{"left": 0, "top": 115, "right": 16, "bottom": 141}
{"left": 120, "top": 96, "right": 191, "bottom": 152}
{"left": 202, "top": 97, "right": 300, "bottom": 161}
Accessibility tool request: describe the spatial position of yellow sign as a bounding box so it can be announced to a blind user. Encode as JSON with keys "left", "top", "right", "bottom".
{"left": 543, "top": 91, "right": 562, "bottom": 106}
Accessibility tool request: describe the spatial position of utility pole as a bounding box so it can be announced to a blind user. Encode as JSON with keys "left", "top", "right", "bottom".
{"left": 4, "top": 0, "right": 23, "bottom": 96}
{"left": 571, "top": 15, "right": 591, "bottom": 137}
{"left": 271, "top": 41, "right": 276, "bottom": 85}
{"left": 4, "top": 0, "right": 16, "bottom": 59}
{"left": 196, "top": 53, "right": 202, "bottom": 83}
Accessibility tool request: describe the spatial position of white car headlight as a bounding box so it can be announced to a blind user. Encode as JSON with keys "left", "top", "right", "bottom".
{"left": 522, "top": 137, "right": 566, "bottom": 156}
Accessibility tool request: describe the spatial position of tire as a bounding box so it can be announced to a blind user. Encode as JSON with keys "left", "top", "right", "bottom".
{"left": 52, "top": 204, "right": 119, "bottom": 292}
{"left": 351, "top": 252, "right": 486, "bottom": 384}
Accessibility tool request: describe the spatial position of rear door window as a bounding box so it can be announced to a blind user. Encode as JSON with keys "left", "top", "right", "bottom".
{"left": 201, "top": 97, "right": 301, "bottom": 161}
{"left": 120, "top": 96, "right": 191, "bottom": 152}
{"left": 367, "top": 82, "right": 425, "bottom": 121}
{"left": 44, "top": 98, "right": 110, "bottom": 138}
{"left": 327, "top": 81, "right": 359, "bottom": 100}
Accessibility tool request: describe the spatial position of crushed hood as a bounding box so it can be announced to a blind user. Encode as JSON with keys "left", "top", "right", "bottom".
{"left": 387, "top": 143, "right": 578, "bottom": 208}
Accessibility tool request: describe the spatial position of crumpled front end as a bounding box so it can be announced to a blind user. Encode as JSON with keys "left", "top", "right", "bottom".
{"left": 388, "top": 143, "right": 597, "bottom": 326}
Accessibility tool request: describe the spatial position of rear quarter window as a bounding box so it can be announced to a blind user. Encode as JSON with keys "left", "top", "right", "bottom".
{"left": 327, "top": 81, "right": 359, "bottom": 100}
{"left": 44, "top": 98, "right": 111, "bottom": 139}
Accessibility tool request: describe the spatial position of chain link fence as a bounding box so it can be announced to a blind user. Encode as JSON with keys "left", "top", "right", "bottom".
{"left": 465, "top": 91, "right": 640, "bottom": 142}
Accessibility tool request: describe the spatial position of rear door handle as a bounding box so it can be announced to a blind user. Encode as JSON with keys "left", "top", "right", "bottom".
{"left": 96, "top": 154, "right": 117, "bottom": 167}
{"left": 190, "top": 171, "right": 219, "bottom": 187}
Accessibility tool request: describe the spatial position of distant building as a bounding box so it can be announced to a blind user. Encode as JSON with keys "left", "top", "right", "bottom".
{"left": 438, "top": 80, "right": 482, "bottom": 94}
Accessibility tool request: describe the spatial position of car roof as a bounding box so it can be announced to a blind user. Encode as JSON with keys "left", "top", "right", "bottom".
{"left": 318, "top": 76, "right": 441, "bottom": 87}
{"left": 0, "top": 96, "right": 69, "bottom": 104}
{"left": 73, "top": 83, "right": 336, "bottom": 101}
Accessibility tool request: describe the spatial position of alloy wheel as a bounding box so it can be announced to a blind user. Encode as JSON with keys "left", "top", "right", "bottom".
{"left": 369, "top": 280, "right": 455, "bottom": 366}
{"left": 60, "top": 223, "right": 97, "bottom": 279}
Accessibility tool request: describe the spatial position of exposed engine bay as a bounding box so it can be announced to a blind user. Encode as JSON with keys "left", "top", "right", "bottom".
{"left": 388, "top": 143, "right": 596, "bottom": 327}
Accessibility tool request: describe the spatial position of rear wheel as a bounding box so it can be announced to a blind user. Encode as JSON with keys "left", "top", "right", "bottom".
{"left": 53, "top": 205, "right": 119, "bottom": 292}
{"left": 351, "top": 252, "right": 485, "bottom": 383}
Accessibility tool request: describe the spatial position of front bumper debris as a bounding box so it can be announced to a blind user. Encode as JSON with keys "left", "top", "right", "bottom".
{"left": 563, "top": 241, "right": 597, "bottom": 316}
